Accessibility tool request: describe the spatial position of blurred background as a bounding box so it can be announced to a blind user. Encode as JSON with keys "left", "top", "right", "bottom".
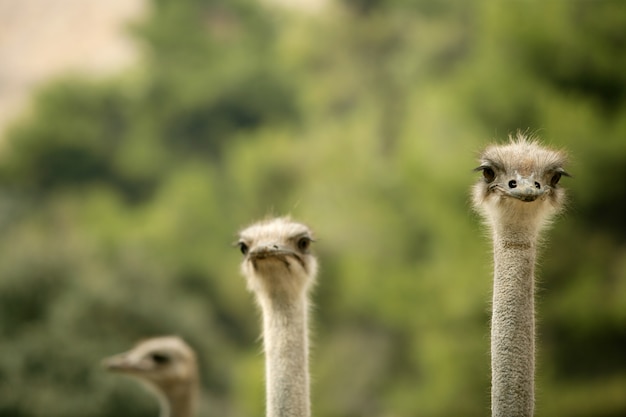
{"left": 0, "top": 0, "right": 625, "bottom": 416}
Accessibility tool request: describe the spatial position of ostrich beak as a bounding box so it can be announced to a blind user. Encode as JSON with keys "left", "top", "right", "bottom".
{"left": 249, "top": 245, "right": 298, "bottom": 259}
{"left": 103, "top": 355, "right": 127, "bottom": 371}
{"left": 102, "top": 353, "right": 141, "bottom": 373}
{"left": 506, "top": 177, "right": 545, "bottom": 202}
{"left": 248, "top": 245, "right": 306, "bottom": 269}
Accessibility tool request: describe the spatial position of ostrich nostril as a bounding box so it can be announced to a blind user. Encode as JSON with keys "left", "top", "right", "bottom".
{"left": 534, "top": 182, "right": 541, "bottom": 189}
{"left": 508, "top": 180, "right": 517, "bottom": 189}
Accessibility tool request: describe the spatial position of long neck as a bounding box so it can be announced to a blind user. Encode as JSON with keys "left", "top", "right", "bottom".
{"left": 491, "top": 225, "right": 537, "bottom": 417}
{"left": 260, "top": 295, "right": 310, "bottom": 417}
{"left": 155, "top": 379, "right": 198, "bottom": 417}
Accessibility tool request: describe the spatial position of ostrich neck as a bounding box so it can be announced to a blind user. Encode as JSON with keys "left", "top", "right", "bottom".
{"left": 491, "top": 226, "right": 537, "bottom": 417}
{"left": 155, "top": 379, "right": 198, "bottom": 417}
{"left": 261, "top": 295, "right": 310, "bottom": 417}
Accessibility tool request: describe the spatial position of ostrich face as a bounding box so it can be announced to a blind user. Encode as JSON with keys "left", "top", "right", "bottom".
{"left": 472, "top": 137, "right": 569, "bottom": 216}
{"left": 238, "top": 217, "right": 318, "bottom": 300}
{"left": 103, "top": 336, "right": 197, "bottom": 388}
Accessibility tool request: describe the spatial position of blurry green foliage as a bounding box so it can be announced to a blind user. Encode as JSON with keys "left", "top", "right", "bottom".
{"left": 0, "top": 0, "right": 625, "bottom": 416}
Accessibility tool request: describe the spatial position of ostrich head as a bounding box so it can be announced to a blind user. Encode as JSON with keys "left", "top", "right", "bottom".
{"left": 103, "top": 336, "right": 198, "bottom": 397}
{"left": 472, "top": 134, "right": 569, "bottom": 234}
{"left": 237, "top": 217, "right": 318, "bottom": 302}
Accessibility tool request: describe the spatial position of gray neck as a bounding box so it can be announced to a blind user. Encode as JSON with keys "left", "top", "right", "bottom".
{"left": 491, "top": 228, "right": 537, "bottom": 417}
{"left": 260, "top": 296, "right": 310, "bottom": 417}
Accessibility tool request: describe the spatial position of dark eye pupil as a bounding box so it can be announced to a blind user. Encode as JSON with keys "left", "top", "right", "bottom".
{"left": 483, "top": 167, "right": 495, "bottom": 183}
{"left": 239, "top": 242, "right": 249, "bottom": 255}
{"left": 298, "top": 238, "right": 310, "bottom": 251}
{"left": 550, "top": 173, "right": 562, "bottom": 186}
{"left": 151, "top": 353, "right": 170, "bottom": 364}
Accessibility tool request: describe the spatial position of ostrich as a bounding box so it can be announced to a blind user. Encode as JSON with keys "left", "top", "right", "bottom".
{"left": 237, "top": 217, "right": 318, "bottom": 417}
{"left": 103, "top": 336, "right": 199, "bottom": 417}
{"left": 472, "top": 134, "right": 569, "bottom": 417}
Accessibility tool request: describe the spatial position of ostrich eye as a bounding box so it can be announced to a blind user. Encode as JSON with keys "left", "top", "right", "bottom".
{"left": 238, "top": 242, "right": 249, "bottom": 255}
{"left": 550, "top": 172, "right": 562, "bottom": 187}
{"left": 482, "top": 167, "right": 496, "bottom": 183}
{"left": 151, "top": 353, "right": 170, "bottom": 365}
{"left": 297, "top": 237, "right": 311, "bottom": 252}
